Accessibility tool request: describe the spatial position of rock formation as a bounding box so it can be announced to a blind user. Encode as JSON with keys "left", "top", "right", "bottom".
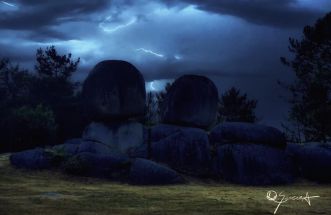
{"left": 161, "top": 75, "right": 218, "bottom": 129}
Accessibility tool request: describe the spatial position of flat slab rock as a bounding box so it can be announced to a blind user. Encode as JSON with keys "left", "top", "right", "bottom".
{"left": 151, "top": 124, "right": 212, "bottom": 176}
{"left": 215, "top": 144, "right": 295, "bottom": 185}
{"left": 129, "top": 158, "right": 185, "bottom": 185}
{"left": 10, "top": 148, "right": 52, "bottom": 170}
{"left": 209, "top": 122, "right": 286, "bottom": 148}
{"left": 286, "top": 143, "right": 331, "bottom": 183}
{"left": 63, "top": 151, "right": 131, "bottom": 179}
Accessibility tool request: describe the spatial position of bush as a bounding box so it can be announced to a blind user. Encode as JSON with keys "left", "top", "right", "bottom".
{"left": 0, "top": 104, "right": 57, "bottom": 152}
{"left": 0, "top": 47, "right": 86, "bottom": 152}
{"left": 218, "top": 87, "right": 258, "bottom": 123}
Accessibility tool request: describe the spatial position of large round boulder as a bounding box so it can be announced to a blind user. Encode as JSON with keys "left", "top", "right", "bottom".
{"left": 215, "top": 144, "right": 295, "bottom": 185}
{"left": 82, "top": 60, "right": 146, "bottom": 121}
{"left": 209, "top": 122, "right": 286, "bottom": 148}
{"left": 161, "top": 75, "right": 218, "bottom": 129}
{"left": 129, "top": 158, "right": 185, "bottom": 185}
{"left": 151, "top": 126, "right": 212, "bottom": 176}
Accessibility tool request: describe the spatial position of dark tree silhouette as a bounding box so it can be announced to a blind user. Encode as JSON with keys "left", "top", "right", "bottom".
{"left": 0, "top": 47, "right": 84, "bottom": 152}
{"left": 218, "top": 87, "right": 257, "bottom": 123}
{"left": 281, "top": 12, "right": 331, "bottom": 142}
{"left": 156, "top": 82, "right": 172, "bottom": 120}
{"left": 0, "top": 58, "right": 57, "bottom": 152}
{"left": 33, "top": 46, "right": 85, "bottom": 143}
{"left": 0, "top": 58, "right": 32, "bottom": 107}
{"left": 145, "top": 91, "right": 159, "bottom": 126}
{"left": 32, "top": 46, "right": 80, "bottom": 106}
{"left": 144, "top": 82, "right": 173, "bottom": 126}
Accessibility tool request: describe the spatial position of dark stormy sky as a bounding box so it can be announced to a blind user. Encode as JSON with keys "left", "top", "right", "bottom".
{"left": 1, "top": 0, "right": 331, "bottom": 128}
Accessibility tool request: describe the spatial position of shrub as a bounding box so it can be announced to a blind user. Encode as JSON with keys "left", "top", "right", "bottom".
{"left": 0, "top": 104, "right": 57, "bottom": 152}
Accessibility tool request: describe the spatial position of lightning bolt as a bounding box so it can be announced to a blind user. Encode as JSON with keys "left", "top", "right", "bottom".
{"left": 136, "top": 48, "right": 165, "bottom": 58}
{"left": 150, "top": 81, "right": 157, "bottom": 91}
{"left": 1, "top": 1, "right": 16, "bottom": 7}
{"left": 174, "top": 55, "right": 182, "bottom": 60}
{"left": 99, "top": 17, "right": 137, "bottom": 33}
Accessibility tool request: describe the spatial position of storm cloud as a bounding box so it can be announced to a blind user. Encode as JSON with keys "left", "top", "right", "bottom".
{"left": 0, "top": 0, "right": 330, "bottom": 128}
{"left": 160, "top": 0, "right": 328, "bottom": 28}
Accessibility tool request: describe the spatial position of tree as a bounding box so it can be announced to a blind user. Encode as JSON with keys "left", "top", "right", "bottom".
{"left": 145, "top": 91, "right": 158, "bottom": 126}
{"left": 0, "top": 47, "right": 84, "bottom": 152}
{"left": 32, "top": 46, "right": 80, "bottom": 106}
{"left": 218, "top": 87, "right": 257, "bottom": 123}
{"left": 281, "top": 12, "right": 331, "bottom": 142}
{"left": 156, "top": 82, "right": 172, "bottom": 121}
{"left": 0, "top": 58, "right": 57, "bottom": 152}
{"left": 0, "top": 58, "right": 32, "bottom": 107}
{"left": 3, "top": 104, "right": 57, "bottom": 152}
{"left": 31, "top": 46, "right": 85, "bottom": 144}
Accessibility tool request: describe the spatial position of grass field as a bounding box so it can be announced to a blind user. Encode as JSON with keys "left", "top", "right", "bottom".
{"left": 0, "top": 153, "right": 330, "bottom": 215}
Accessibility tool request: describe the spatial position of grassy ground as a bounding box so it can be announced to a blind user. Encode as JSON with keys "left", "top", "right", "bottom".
{"left": 0, "top": 154, "right": 331, "bottom": 215}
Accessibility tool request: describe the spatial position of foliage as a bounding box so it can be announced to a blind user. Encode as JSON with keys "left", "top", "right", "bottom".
{"left": 0, "top": 46, "right": 85, "bottom": 152}
{"left": 31, "top": 46, "right": 85, "bottom": 143}
{"left": 0, "top": 58, "right": 32, "bottom": 108}
{"left": 218, "top": 87, "right": 257, "bottom": 123}
{"left": 0, "top": 58, "right": 59, "bottom": 152}
{"left": 35, "top": 45, "right": 80, "bottom": 80}
{"left": 281, "top": 12, "right": 331, "bottom": 142}
{"left": 144, "top": 82, "right": 172, "bottom": 125}
{"left": 145, "top": 91, "right": 159, "bottom": 126}
{"left": 13, "top": 104, "right": 56, "bottom": 130}
{"left": 156, "top": 82, "right": 172, "bottom": 114}
{"left": 31, "top": 45, "right": 80, "bottom": 106}
{"left": 1, "top": 104, "right": 57, "bottom": 152}
{"left": 155, "top": 82, "right": 172, "bottom": 122}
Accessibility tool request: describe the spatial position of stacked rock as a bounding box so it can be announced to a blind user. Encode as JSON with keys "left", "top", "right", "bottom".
{"left": 75, "top": 60, "right": 183, "bottom": 184}
{"left": 81, "top": 60, "right": 146, "bottom": 155}
{"left": 10, "top": 60, "right": 185, "bottom": 185}
{"left": 10, "top": 60, "right": 330, "bottom": 185}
